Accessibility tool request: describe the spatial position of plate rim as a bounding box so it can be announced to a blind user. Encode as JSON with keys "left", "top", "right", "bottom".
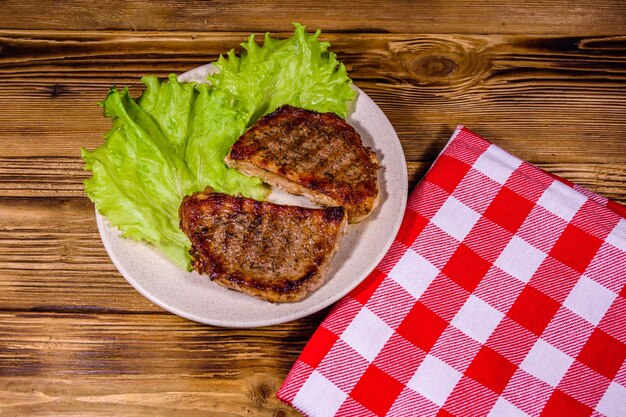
{"left": 96, "top": 66, "right": 408, "bottom": 328}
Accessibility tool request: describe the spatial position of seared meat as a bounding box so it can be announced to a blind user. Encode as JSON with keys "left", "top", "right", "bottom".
{"left": 225, "top": 105, "right": 379, "bottom": 223}
{"left": 179, "top": 188, "right": 347, "bottom": 302}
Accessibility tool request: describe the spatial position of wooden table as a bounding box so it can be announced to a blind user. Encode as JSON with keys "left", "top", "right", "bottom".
{"left": 1, "top": 2, "right": 625, "bottom": 415}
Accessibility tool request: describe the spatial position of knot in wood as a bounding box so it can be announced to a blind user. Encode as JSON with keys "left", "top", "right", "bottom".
{"left": 246, "top": 379, "right": 272, "bottom": 407}
{"left": 415, "top": 55, "right": 457, "bottom": 78}
{"left": 46, "top": 84, "right": 65, "bottom": 97}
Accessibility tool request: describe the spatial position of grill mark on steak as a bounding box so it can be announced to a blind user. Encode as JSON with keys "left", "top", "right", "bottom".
{"left": 284, "top": 126, "right": 310, "bottom": 162}
{"left": 179, "top": 187, "right": 348, "bottom": 302}
{"left": 226, "top": 105, "right": 379, "bottom": 222}
{"left": 258, "top": 210, "right": 275, "bottom": 270}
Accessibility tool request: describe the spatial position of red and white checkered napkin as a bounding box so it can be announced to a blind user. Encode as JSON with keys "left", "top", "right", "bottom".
{"left": 277, "top": 127, "right": 626, "bottom": 417}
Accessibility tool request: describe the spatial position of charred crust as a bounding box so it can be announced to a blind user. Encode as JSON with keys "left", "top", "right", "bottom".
{"left": 227, "top": 147, "right": 243, "bottom": 161}
{"left": 227, "top": 144, "right": 256, "bottom": 161}
{"left": 276, "top": 165, "right": 288, "bottom": 176}
{"left": 324, "top": 206, "right": 346, "bottom": 223}
{"left": 223, "top": 272, "right": 245, "bottom": 286}
{"left": 220, "top": 267, "right": 318, "bottom": 294}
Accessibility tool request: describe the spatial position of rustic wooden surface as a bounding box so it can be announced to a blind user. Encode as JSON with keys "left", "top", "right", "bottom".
{"left": 1, "top": 1, "right": 625, "bottom": 416}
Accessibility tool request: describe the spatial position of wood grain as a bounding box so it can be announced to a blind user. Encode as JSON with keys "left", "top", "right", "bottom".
{"left": 0, "top": 311, "right": 316, "bottom": 416}
{"left": 1, "top": 31, "right": 625, "bottom": 163}
{"left": 1, "top": 1, "right": 626, "bottom": 35}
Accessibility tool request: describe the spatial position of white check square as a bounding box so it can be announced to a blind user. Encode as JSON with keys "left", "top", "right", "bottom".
{"left": 451, "top": 295, "right": 504, "bottom": 344}
{"left": 293, "top": 371, "right": 347, "bottom": 417}
{"left": 495, "top": 236, "right": 547, "bottom": 283}
{"left": 596, "top": 382, "right": 626, "bottom": 417}
{"left": 564, "top": 276, "right": 617, "bottom": 326}
{"left": 472, "top": 144, "right": 522, "bottom": 184}
{"left": 606, "top": 218, "right": 626, "bottom": 252}
{"left": 431, "top": 196, "right": 481, "bottom": 242}
{"left": 388, "top": 249, "right": 440, "bottom": 300}
{"left": 537, "top": 180, "right": 587, "bottom": 222}
{"left": 340, "top": 307, "right": 393, "bottom": 362}
{"left": 408, "top": 354, "right": 462, "bottom": 407}
{"left": 488, "top": 397, "right": 530, "bottom": 417}
{"left": 520, "top": 339, "right": 573, "bottom": 387}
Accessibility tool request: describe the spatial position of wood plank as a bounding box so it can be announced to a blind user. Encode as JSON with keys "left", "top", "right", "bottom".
{"left": 1, "top": 1, "right": 625, "bottom": 35}
{"left": 0, "top": 311, "right": 315, "bottom": 416}
{"left": 0, "top": 157, "right": 89, "bottom": 198}
{"left": 0, "top": 32, "right": 625, "bottom": 162}
{"left": 0, "top": 156, "right": 624, "bottom": 313}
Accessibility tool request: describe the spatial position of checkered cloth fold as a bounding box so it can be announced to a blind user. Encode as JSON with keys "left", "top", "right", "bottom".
{"left": 277, "top": 127, "right": 626, "bottom": 417}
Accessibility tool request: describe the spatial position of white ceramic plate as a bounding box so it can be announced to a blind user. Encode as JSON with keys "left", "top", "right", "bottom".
{"left": 96, "top": 64, "right": 407, "bottom": 327}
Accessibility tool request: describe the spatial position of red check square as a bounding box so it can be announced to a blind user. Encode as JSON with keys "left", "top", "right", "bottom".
{"left": 541, "top": 389, "right": 592, "bottom": 417}
{"left": 424, "top": 155, "right": 470, "bottom": 194}
{"left": 420, "top": 275, "right": 470, "bottom": 322}
{"left": 350, "top": 364, "right": 404, "bottom": 416}
{"left": 464, "top": 217, "right": 513, "bottom": 264}
{"left": 352, "top": 269, "right": 387, "bottom": 305}
{"left": 550, "top": 224, "right": 603, "bottom": 273}
{"left": 558, "top": 361, "right": 611, "bottom": 409}
{"left": 397, "top": 302, "right": 448, "bottom": 352}
{"left": 507, "top": 285, "right": 560, "bottom": 336}
{"left": 395, "top": 209, "right": 428, "bottom": 247}
{"left": 485, "top": 317, "right": 538, "bottom": 365}
{"left": 465, "top": 346, "right": 517, "bottom": 394}
{"left": 484, "top": 187, "right": 535, "bottom": 234}
{"left": 607, "top": 199, "right": 626, "bottom": 218}
{"left": 442, "top": 244, "right": 491, "bottom": 292}
{"left": 300, "top": 327, "right": 339, "bottom": 368}
{"left": 577, "top": 328, "right": 626, "bottom": 380}
{"left": 373, "top": 333, "right": 426, "bottom": 385}
{"left": 442, "top": 376, "right": 499, "bottom": 416}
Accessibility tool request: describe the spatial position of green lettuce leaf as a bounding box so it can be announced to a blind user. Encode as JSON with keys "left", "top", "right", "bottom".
{"left": 82, "top": 85, "right": 195, "bottom": 268}
{"left": 211, "top": 23, "right": 355, "bottom": 124}
{"left": 82, "top": 24, "right": 355, "bottom": 270}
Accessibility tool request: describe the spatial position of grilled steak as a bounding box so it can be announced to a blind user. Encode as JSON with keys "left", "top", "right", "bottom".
{"left": 225, "top": 105, "right": 379, "bottom": 223}
{"left": 179, "top": 188, "right": 347, "bottom": 302}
